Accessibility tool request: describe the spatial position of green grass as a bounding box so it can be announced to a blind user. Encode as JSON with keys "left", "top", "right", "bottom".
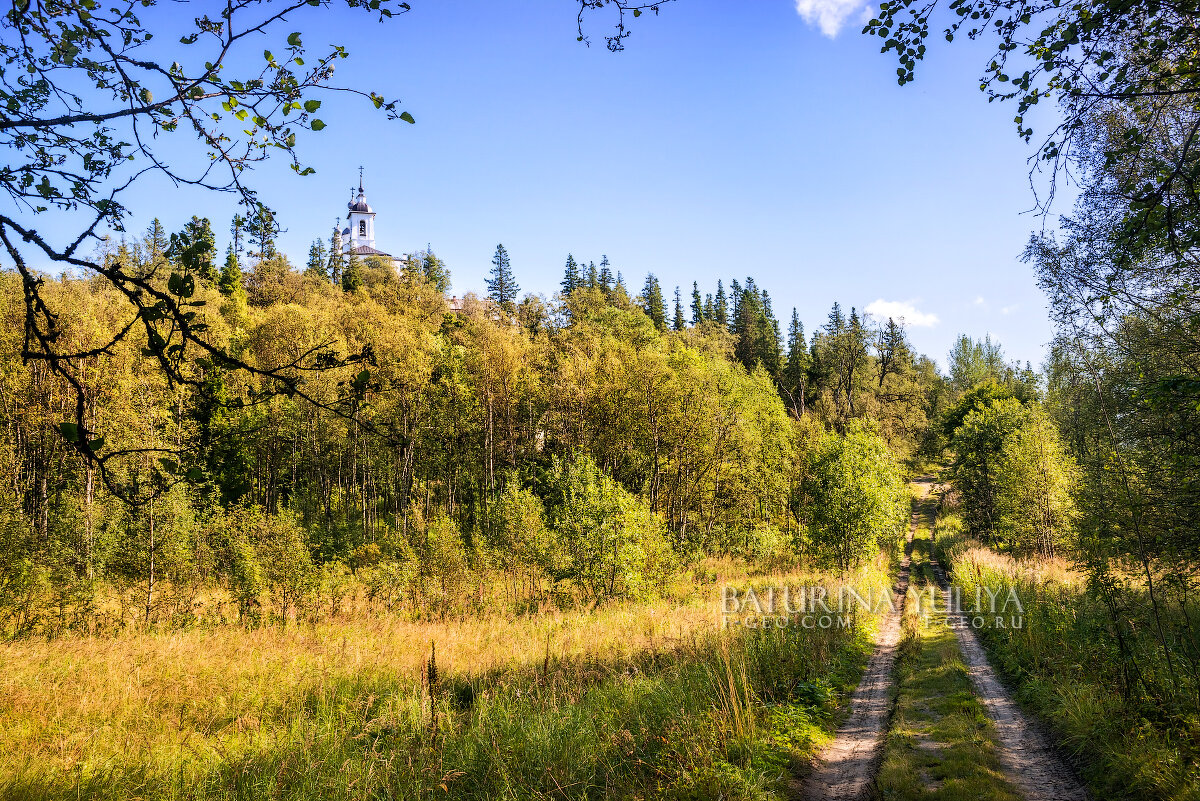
{"left": 876, "top": 496, "right": 1022, "bottom": 801}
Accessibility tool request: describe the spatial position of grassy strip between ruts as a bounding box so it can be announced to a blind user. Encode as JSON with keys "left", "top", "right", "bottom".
{"left": 1, "top": 560, "right": 893, "bottom": 801}
{"left": 876, "top": 494, "right": 1022, "bottom": 801}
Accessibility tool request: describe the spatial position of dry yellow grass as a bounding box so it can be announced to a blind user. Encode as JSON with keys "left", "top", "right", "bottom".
{"left": 954, "top": 545, "right": 1081, "bottom": 586}
{"left": 1, "top": 559, "right": 881, "bottom": 782}
{"left": 1, "top": 603, "right": 699, "bottom": 771}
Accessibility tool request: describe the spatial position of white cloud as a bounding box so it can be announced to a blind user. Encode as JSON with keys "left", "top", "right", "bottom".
{"left": 795, "top": 0, "right": 872, "bottom": 37}
{"left": 973, "top": 296, "right": 986, "bottom": 306}
{"left": 864, "top": 299, "right": 939, "bottom": 328}
{"left": 1001, "top": 304, "right": 1018, "bottom": 315}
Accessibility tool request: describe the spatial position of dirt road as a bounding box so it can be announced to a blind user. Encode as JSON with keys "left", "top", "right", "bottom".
{"left": 799, "top": 500, "right": 918, "bottom": 801}
{"left": 799, "top": 478, "right": 1091, "bottom": 800}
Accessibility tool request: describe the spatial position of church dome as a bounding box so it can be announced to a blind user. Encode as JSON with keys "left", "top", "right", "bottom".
{"left": 347, "top": 172, "right": 373, "bottom": 214}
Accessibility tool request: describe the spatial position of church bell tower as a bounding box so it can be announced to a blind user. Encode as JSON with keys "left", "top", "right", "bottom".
{"left": 343, "top": 167, "right": 376, "bottom": 254}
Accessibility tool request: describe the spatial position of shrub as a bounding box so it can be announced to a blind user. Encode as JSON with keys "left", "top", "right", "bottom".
{"left": 418, "top": 514, "right": 471, "bottom": 617}
{"left": 349, "top": 542, "right": 383, "bottom": 573}
{"left": 736, "top": 522, "right": 796, "bottom": 574}
{"left": 544, "top": 453, "right": 674, "bottom": 604}
{"left": 222, "top": 505, "right": 315, "bottom": 625}
{"left": 993, "top": 407, "right": 1079, "bottom": 558}
{"left": 489, "top": 481, "right": 555, "bottom": 606}
{"left": 799, "top": 419, "right": 908, "bottom": 571}
{"left": 365, "top": 559, "right": 418, "bottom": 613}
{"left": 948, "top": 396, "right": 1028, "bottom": 543}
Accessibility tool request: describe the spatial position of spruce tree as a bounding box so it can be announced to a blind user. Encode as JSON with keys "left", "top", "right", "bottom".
{"left": 218, "top": 245, "right": 243, "bottom": 298}
{"left": 246, "top": 202, "right": 280, "bottom": 262}
{"left": 487, "top": 244, "right": 520, "bottom": 311}
{"left": 732, "top": 282, "right": 761, "bottom": 368}
{"left": 145, "top": 218, "right": 169, "bottom": 260}
{"left": 305, "top": 238, "right": 328, "bottom": 280}
{"left": 614, "top": 270, "right": 628, "bottom": 298}
{"left": 176, "top": 216, "right": 217, "bottom": 282}
{"left": 757, "top": 289, "right": 783, "bottom": 377}
{"left": 784, "top": 309, "right": 809, "bottom": 415}
{"left": 327, "top": 225, "right": 344, "bottom": 288}
{"left": 827, "top": 301, "right": 846, "bottom": 334}
{"left": 877, "top": 317, "right": 912, "bottom": 388}
{"left": 729, "top": 279, "right": 743, "bottom": 331}
{"left": 229, "top": 214, "right": 245, "bottom": 261}
{"left": 422, "top": 250, "right": 451, "bottom": 293}
{"left": 561, "top": 253, "right": 580, "bottom": 295}
{"left": 110, "top": 239, "right": 133, "bottom": 271}
{"left": 587, "top": 261, "right": 599, "bottom": 289}
{"left": 672, "top": 287, "right": 686, "bottom": 331}
{"left": 598, "top": 255, "right": 613, "bottom": 293}
{"left": 342, "top": 250, "right": 363, "bottom": 292}
{"left": 691, "top": 282, "right": 705, "bottom": 325}
{"left": 142, "top": 218, "right": 169, "bottom": 276}
{"left": 641, "top": 273, "right": 667, "bottom": 331}
{"left": 727, "top": 280, "right": 782, "bottom": 377}
{"left": 714, "top": 280, "right": 729, "bottom": 327}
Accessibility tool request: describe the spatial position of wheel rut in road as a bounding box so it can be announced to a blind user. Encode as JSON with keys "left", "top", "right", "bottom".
{"left": 798, "top": 495, "right": 919, "bottom": 801}
{"left": 928, "top": 557, "right": 1091, "bottom": 801}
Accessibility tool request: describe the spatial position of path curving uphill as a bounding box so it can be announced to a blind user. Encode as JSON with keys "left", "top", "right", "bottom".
{"left": 798, "top": 485, "right": 922, "bottom": 801}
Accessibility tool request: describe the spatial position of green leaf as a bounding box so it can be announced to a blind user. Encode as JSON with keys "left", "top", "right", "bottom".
{"left": 399, "top": 111, "right": 415, "bottom": 124}
{"left": 59, "top": 422, "right": 79, "bottom": 442}
{"left": 304, "top": 99, "right": 321, "bottom": 113}
{"left": 311, "top": 119, "right": 326, "bottom": 131}
{"left": 287, "top": 32, "right": 302, "bottom": 47}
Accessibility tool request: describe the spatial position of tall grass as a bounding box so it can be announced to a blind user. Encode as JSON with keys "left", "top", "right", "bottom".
{"left": 0, "top": 560, "right": 890, "bottom": 800}
{"left": 933, "top": 502, "right": 1200, "bottom": 801}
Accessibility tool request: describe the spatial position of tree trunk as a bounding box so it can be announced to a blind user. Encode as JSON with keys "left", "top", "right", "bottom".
{"left": 145, "top": 498, "right": 156, "bottom": 625}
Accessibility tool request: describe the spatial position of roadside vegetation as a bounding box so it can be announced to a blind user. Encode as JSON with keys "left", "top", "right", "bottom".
{"left": 929, "top": 322, "right": 1200, "bottom": 801}
{"left": 881, "top": 0, "right": 1200, "bottom": 795}
{"left": 934, "top": 505, "right": 1200, "bottom": 801}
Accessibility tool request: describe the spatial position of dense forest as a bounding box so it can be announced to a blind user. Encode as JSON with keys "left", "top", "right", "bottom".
{"left": 0, "top": 209, "right": 1047, "bottom": 633}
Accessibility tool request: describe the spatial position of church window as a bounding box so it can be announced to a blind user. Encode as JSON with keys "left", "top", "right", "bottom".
{"left": 359, "top": 220, "right": 366, "bottom": 237}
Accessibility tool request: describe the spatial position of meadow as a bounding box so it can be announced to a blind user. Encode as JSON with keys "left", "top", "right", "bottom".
{"left": 0, "top": 557, "right": 893, "bottom": 801}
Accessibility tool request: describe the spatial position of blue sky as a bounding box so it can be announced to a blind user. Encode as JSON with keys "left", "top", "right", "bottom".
{"left": 32, "top": 0, "right": 1066, "bottom": 369}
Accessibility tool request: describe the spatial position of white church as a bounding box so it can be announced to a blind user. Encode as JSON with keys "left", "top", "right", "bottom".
{"left": 339, "top": 171, "right": 402, "bottom": 263}
{"left": 338, "top": 170, "right": 464, "bottom": 311}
